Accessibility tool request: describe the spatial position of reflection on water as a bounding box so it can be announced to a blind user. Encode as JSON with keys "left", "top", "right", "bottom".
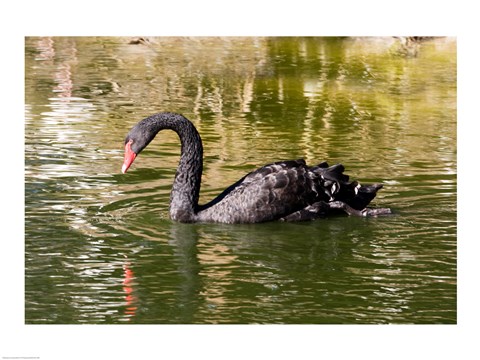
{"left": 25, "top": 37, "right": 456, "bottom": 324}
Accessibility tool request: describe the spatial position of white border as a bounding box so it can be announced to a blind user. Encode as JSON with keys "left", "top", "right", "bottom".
{"left": 3, "top": 1, "right": 476, "bottom": 359}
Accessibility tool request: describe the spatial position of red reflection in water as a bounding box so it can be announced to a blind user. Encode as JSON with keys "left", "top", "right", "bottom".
{"left": 123, "top": 259, "right": 137, "bottom": 319}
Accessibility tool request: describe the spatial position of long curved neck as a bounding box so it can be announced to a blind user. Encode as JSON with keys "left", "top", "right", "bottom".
{"left": 146, "top": 113, "right": 203, "bottom": 222}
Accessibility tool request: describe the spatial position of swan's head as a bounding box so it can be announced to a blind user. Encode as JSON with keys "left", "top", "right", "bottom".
{"left": 121, "top": 120, "right": 156, "bottom": 173}
{"left": 122, "top": 112, "right": 194, "bottom": 173}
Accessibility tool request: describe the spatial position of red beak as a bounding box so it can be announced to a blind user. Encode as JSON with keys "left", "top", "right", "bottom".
{"left": 122, "top": 140, "right": 137, "bottom": 173}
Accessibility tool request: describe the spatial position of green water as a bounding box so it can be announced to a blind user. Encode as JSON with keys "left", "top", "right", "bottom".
{"left": 25, "top": 37, "right": 456, "bottom": 324}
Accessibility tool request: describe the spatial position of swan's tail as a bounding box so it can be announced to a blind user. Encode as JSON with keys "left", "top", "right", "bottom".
{"left": 311, "top": 162, "right": 384, "bottom": 210}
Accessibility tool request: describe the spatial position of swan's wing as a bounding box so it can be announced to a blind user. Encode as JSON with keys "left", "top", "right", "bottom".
{"left": 240, "top": 159, "right": 308, "bottom": 185}
{"left": 197, "top": 159, "right": 320, "bottom": 223}
{"left": 196, "top": 159, "right": 385, "bottom": 223}
{"left": 237, "top": 161, "right": 385, "bottom": 216}
{"left": 199, "top": 159, "right": 309, "bottom": 209}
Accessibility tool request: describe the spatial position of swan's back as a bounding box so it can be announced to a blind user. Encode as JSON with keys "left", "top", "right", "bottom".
{"left": 195, "top": 159, "right": 371, "bottom": 223}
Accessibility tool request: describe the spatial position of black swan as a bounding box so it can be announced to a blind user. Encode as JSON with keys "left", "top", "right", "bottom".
{"left": 122, "top": 112, "right": 391, "bottom": 223}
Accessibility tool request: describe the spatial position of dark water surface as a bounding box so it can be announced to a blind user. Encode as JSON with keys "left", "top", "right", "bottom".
{"left": 25, "top": 37, "right": 456, "bottom": 324}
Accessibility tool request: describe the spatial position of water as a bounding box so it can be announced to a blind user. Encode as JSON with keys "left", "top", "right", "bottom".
{"left": 25, "top": 37, "right": 456, "bottom": 324}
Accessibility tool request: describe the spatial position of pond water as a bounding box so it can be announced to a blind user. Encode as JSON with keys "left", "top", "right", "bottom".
{"left": 25, "top": 36, "right": 456, "bottom": 324}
